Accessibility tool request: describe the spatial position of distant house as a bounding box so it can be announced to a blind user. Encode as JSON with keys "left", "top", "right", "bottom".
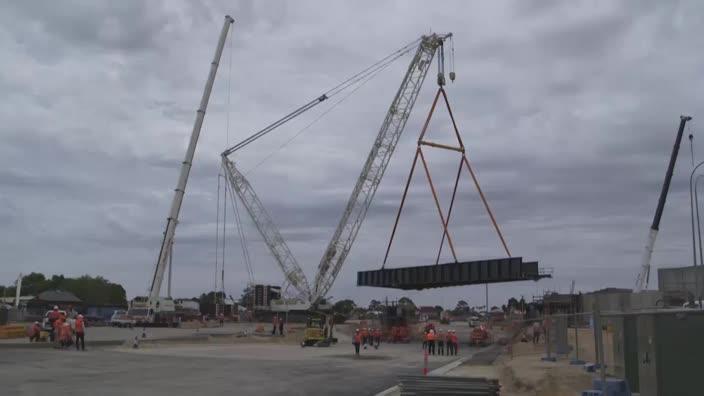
{"left": 26, "top": 290, "right": 82, "bottom": 315}
{"left": 417, "top": 306, "right": 439, "bottom": 321}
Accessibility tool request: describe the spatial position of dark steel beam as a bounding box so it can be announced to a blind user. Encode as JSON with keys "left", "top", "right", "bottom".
{"left": 357, "top": 257, "right": 549, "bottom": 290}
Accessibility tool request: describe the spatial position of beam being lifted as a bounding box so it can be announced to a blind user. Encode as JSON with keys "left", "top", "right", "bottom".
{"left": 357, "top": 257, "right": 550, "bottom": 290}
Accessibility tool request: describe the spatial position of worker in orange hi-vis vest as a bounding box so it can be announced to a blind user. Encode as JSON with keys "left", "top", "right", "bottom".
{"left": 426, "top": 329, "right": 436, "bottom": 355}
{"left": 352, "top": 329, "right": 362, "bottom": 356}
{"left": 360, "top": 327, "right": 369, "bottom": 349}
{"left": 444, "top": 330, "right": 452, "bottom": 355}
{"left": 60, "top": 322, "right": 72, "bottom": 349}
{"left": 437, "top": 329, "right": 445, "bottom": 356}
{"left": 451, "top": 330, "right": 459, "bottom": 356}
{"left": 53, "top": 315, "right": 64, "bottom": 347}
{"left": 74, "top": 314, "right": 86, "bottom": 351}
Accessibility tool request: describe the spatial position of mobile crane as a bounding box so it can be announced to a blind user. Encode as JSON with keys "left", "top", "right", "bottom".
{"left": 222, "top": 33, "right": 452, "bottom": 306}
{"left": 136, "top": 16, "right": 234, "bottom": 323}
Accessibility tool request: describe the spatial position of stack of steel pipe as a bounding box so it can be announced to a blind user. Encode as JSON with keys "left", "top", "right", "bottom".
{"left": 398, "top": 375, "right": 500, "bottom": 395}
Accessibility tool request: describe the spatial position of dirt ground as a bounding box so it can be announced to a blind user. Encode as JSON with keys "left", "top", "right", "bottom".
{"left": 446, "top": 340, "right": 594, "bottom": 396}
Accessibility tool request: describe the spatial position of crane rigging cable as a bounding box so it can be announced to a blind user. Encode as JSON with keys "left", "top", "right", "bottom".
{"left": 244, "top": 53, "right": 399, "bottom": 175}
{"left": 227, "top": 177, "right": 254, "bottom": 283}
{"left": 222, "top": 37, "right": 423, "bottom": 157}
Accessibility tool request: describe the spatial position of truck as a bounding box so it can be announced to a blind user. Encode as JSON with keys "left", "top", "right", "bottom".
{"left": 110, "top": 310, "right": 136, "bottom": 328}
{"left": 128, "top": 296, "right": 176, "bottom": 326}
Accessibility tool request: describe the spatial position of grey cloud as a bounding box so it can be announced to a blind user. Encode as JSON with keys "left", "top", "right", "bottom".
{"left": 2, "top": 0, "right": 704, "bottom": 309}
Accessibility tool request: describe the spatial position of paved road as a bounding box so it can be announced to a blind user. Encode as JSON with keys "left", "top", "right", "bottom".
{"left": 1, "top": 341, "right": 476, "bottom": 396}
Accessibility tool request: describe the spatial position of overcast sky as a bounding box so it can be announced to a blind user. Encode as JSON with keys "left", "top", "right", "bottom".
{"left": 2, "top": 1, "right": 703, "bottom": 309}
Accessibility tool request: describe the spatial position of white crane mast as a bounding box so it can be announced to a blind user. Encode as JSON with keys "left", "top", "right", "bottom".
{"left": 147, "top": 16, "right": 234, "bottom": 314}
{"left": 311, "top": 34, "right": 450, "bottom": 302}
{"left": 221, "top": 157, "right": 312, "bottom": 300}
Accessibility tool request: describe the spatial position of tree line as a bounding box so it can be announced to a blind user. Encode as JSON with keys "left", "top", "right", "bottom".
{"left": 0, "top": 272, "right": 127, "bottom": 307}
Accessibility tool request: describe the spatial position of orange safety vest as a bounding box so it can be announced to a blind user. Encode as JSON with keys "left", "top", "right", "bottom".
{"left": 353, "top": 333, "right": 361, "bottom": 344}
{"left": 75, "top": 318, "right": 85, "bottom": 333}
{"left": 60, "top": 325, "right": 71, "bottom": 340}
{"left": 53, "top": 318, "right": 63, "bottom": 330}
{"left": 427, "top": 332, "right": 436, "bottom": 341}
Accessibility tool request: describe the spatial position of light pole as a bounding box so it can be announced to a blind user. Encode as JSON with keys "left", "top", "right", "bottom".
{"left": 689, "top": 160, "right": 704, "bottom": 267}
{"left": 695, "top": 175, "right": 704, "bottom": 267}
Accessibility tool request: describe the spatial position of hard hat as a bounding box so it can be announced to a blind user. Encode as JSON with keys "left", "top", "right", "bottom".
{"left": 77, "top": 314, "right": 83, "bottom": 319}
{"left": 53, "top": 306, "right": 59, "bottom": 310}
{"left": 34, "top": 321, "right": 39, "bottom": 324}
{"left": 63, "top": 322, "right": 69, "bottom": 326}
{"left": 355, "top": 328, "right": 359, "bottom": 331}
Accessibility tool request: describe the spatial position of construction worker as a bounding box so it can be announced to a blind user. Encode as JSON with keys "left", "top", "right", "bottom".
{"left": 48, "top": 306, "right": 60, "bottom": 341}
{"left": 360, "top": 327, "right": 369, "bottom": 349}
{"left": 373, "top": 328, "right": 381, "bottom": 349}
{"left": 353, "top": 328, "right": 362, "bottom": 356}
{"left": 437, "top": 329, "right": 444, "bottom": 356}
{"left": 53, "top": 313, "right": 64, "bottom": 347}
{"left": 74, "top": 314, "right": 85, "bottom": 351}
{"left": 446, "top": 330, "right": 454, "bottom": 356}
{"left": 278, "top": 317, "right": 284, "bottom": 336}
{"left": 28, "top": 321, "right": 41, "bottom": 342}
{"left": 427, "top": 329, "right": 436, "bottom": 355}
{"left": 451, "top": 330, "right": 458, "bottom": 356}
{"left": 60, "top": 322, "right": 72, "bottom": 349}
{"left": 272, "top": 315, "right": 278, "bottom": 336}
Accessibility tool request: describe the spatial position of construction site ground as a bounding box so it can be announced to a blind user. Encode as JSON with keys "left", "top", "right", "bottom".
{"left": 438, "top": 331, "right": 599, "bottom": 396}
{"left": 1, "top": 321, "right": 482, "bottom": 395}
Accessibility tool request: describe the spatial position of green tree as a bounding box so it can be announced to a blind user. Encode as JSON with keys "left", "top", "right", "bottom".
{"left": 368, "top": 299, "right": 382, "bottom": 312}
{"left": 333, "top": 299, "right": 356, "bottom": 316}
{"left": 453, "top": 300, "right": 469, "bottom": 315}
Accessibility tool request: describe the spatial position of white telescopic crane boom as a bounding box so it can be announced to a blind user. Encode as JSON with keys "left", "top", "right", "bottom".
{"left": 148, "top": 16, "right": 234, "bottom": 310}
{"left": 312, "top": 33, "right": 451, "bottom": 303}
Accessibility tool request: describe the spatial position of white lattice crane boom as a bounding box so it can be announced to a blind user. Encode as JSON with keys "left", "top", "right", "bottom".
{"left": 312, "top": 34, "right": 450, "bottom": 303}
{"left": 221, "top": 33, "right": 451, "bottom": 305}
{"left": 222, "top": 157, "right": 312, "bottom": 300}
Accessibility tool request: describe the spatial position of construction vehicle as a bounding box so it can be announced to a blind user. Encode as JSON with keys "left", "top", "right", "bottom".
{"left": 635, "top": 115, "right": 692, "bottom": 292}
{"left": 301, "top": 311, "right": 336, "bottom": 347}
{"left": 221, "top": 32, "right": 453, "bottom": 308}
{"left": 134, "top": 16, "right": 234, "bottom": 323}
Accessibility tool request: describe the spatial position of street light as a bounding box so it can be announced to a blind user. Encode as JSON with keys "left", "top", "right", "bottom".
{"left": 689, "top": 160, "right": 704, "bottom": 267}
{"left": 695, "top": 175, "right": 704, "bottom": 267}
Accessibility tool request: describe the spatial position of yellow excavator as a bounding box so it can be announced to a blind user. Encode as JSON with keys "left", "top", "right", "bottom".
{"left": 301, "top": 311, "right": 337, "bottom": 347}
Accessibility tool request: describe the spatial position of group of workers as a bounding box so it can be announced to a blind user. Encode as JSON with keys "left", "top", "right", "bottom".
{"left": 422, "top": 328, "right": 458, "bottom": 356}
{"left": 29, "top": 306, "right": 86, "bottom": 350}
{"left": 352, "top": 327, "right": 382, "bottom": 355}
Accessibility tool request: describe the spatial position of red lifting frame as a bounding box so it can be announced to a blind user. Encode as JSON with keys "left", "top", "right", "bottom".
{"left": 382, "top": 87, "right": 511, "bottom": 267}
